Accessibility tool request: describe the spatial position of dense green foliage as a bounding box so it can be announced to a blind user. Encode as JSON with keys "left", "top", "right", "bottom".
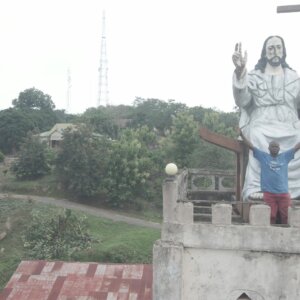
{"left": 80, "top": 107, "right": 119, "bottom": 138}
{"left": 55, "top": 125, "right": 109, "bottom": 197}
{"left": 188, "top": 110, "right": 238, "bottom": 170}
{"left": 0, "top": 108, "right": 35, "bottom": 154}
{"left": 54, "top": 123, "right": 163, "bottom": 208}
{"left": 105, "top": 126, "right": 158, "bottom": 207}
{"left": 12, "top": 88, "right": 59, "bottom": 132}
{"left": 169, "top": 112, "right": 199, "bottom": 168}
{"left": 0, "top": 88, "right": 75, "bottom": 154}
{"left": 11, "top": 134, "right": 52, "bottom": 179}
{"left": 131, "top": 98, "right": 187, "bottom": 134}
{"left": 12, "top": 87, "right": 55, "bottom": 110}
{"left": 79, "top": 104, "right": 134, "bottom": 139}
{"left": 23, "top": 208, "right": 92, "bottom": 260}
{"left": 1, "top": 89, "right": 239, "bottom": 208}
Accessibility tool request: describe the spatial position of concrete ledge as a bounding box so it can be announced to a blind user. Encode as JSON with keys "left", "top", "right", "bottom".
{"left": 249, "top": 204, "right": 270, "bottom": 226}
{"left": 175, "top": 202, "right": 193, "bottom": 224}
{"left": 212, "top": 203, "right": 232, "bottom": 225}
{"left": 288, "top": 206, "right": 300, "bottom": 227}
{"left": 161, "top": 222, "right": 300, "bottom": 254}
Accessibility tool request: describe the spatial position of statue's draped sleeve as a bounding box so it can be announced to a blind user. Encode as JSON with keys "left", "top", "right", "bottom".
{"left": 232, "top": 71, "right": 253, "bottom": 130}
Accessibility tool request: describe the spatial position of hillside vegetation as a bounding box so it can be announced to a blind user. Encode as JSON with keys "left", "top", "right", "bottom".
{"left": 0, "top": 90, "right": 238, "bottom": 290}
{"left": 0, "top": 198, "right": 160, "bottom": 290}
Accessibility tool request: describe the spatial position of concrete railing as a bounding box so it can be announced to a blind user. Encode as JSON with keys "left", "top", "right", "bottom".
{"left": 188, "top": 168, "right": 235, "bottom": 193}
{"left": 154, "top": 172, "right": 300, "bottom": 300}
{"left": 163, "top": 172, "right": 300, "bottom": 227}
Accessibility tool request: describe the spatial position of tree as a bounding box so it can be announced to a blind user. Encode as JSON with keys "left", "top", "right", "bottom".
{"left": 23, "top": 208, "right": 92, "bottom": 260}
{"left": 0, "top": 108, "right": 35, "bottom": 154}
{"left": 81, "top": 107, "right": 118, "bottom": 138}
{"left": 11, "top": 88, "right": 61, "bottom": 132}
{"left": 189, "top": 141, "right": 235, "bottom": 170}
{"left": 105, "top": 127, "right": 156, "bottom": 207}
{"left": 190, "top": 106, "right": 239, "bottom": 138}
{"left": 202, "top": 111, "right": 236, "bottom": 138}
{"left": 54, "top": 109, "right": 80, "bottom": 123}
{"left": 131, "top": 98, "right": 187, "bottom": 134}
{"left": 55, "top": 125, "right": 109, "bottom": 197}
{"left": 189, "top": 110, "right": 238, "bottom": 170}
{"left": 11, "top": 133, "right": 52, "bottom": 179}
{"left": 189, "top": 105, "right": 214, "bottom": 124}
{"left": 168, "top": 112, "right": 199, "bottom": 168}
{"left": 12, "top": 87, "right": 55, "bottom": 111}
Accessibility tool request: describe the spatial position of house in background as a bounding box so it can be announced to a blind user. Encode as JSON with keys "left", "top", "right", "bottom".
{"left": 39, "top": 123, "right": 77, "bottom": 148}
{"left": 39, "top": 123, "right": 103, "bottom": 149}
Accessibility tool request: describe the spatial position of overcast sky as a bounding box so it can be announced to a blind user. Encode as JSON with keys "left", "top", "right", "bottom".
{"left": 0, "top": 0, "right": 299, "bottom": 114}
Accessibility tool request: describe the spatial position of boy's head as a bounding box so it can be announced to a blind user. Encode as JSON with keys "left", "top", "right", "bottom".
{"left": 268, "top": 141, "right": 280, "bottom": 156}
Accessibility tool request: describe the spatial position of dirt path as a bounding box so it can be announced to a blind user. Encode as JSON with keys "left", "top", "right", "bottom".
{"left": 0, "top": 193, "right": 161, "bottom": 230}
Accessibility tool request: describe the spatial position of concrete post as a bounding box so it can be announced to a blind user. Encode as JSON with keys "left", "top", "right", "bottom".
{"left": 153, "top": 240, "right": 183, "bottom": 300}
{"left": 249, "top": 204, "right": 270, "bottom": 226}
{"left": 288, "top": 206, "right": 300, "bottom": 227}
{"left": 163, "top": 178, "right": 193, "bottom": 224}
{"left": 163, "top": 179, "right": 178, "bottom": 223}
{"left": 212, "top": 203, "right": 232, "bottom": 225}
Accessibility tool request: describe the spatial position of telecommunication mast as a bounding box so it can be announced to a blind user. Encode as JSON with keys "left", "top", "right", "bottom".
{"left": 97, "top": 10, "right": 109, "bottom": 106}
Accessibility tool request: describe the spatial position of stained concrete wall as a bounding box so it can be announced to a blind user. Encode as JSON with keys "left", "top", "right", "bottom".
{"left": 153, "top": 176, "right": 300, "bottom": 300}
{"left": 183, "top": 247, "right": 300, "bottom": 300}
{"left": 155, "top": 221, "right": 300, "bottom": 300}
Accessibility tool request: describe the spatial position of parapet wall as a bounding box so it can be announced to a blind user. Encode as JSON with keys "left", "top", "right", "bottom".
{"left": 153, "top": 175, "right": 300, "bottom": 300}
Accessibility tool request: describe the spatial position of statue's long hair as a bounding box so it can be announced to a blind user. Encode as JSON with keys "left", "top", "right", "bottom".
{"left": 254, "top": 35, "right": 292, "bottom": 72}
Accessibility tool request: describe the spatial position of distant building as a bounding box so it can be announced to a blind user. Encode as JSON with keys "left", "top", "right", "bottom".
{"left": 39, "top": 123, "right": 102, "bottom": 148}
{"left": 39, "top": 123, "right": 77, "bottom": 148}
{"left": 113, "top": 118, "right": 132, "bottom": 129}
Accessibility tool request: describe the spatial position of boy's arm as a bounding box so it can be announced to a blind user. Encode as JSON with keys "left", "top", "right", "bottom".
{"left": 239, "top": 128, "right": 254, "bottom": 151}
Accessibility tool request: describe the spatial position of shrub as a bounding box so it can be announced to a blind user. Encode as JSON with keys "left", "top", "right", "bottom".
{"left": 55, "top": 125, "right": 110, "bottom": 197}
{"left": 11, "top": 134, "right": 52, "bottom": 179}
{"left": 104, "top": 127, "right": 156, "bottom": 207}
{"left": 23, "top": 209, "right": 93, "bottom": 260}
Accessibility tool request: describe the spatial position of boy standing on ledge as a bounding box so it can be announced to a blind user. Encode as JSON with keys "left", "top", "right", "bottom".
{"left": 240, "top": 129, "right": 300, "bottom": 224}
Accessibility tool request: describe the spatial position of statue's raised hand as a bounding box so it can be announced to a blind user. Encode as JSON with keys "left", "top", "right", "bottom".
{"left": 232, "top": 43, "right": 247, "bottom": 79}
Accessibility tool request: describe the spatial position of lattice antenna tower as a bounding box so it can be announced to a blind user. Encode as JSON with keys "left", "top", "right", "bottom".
{"left": 97, "top": 10, "right": 109, "bottom": 107}
{"left": 66, "top": 67, "right": 72, "bottom": 113}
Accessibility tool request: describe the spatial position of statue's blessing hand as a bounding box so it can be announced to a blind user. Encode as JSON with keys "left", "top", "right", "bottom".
{"left": 232, "top": 42, "right": 247, "bottom": 78}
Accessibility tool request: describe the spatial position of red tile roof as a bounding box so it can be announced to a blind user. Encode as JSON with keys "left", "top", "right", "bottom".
{"left": 0, "top": 261, "right": 153, "bottom": 300}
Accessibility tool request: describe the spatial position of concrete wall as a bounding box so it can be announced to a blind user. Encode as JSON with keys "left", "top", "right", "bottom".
{"left": 153, "top": 176, "right": 300, "bottom": 300}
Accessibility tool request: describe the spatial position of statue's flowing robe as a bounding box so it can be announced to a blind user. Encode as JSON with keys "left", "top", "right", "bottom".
{"left": 233, "top": 68, "right": 300, "bottom": 200}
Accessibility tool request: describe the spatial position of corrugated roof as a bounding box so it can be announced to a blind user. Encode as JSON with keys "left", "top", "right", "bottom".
{"left": 0, "top": 260, "right": 153, "bottom": 300}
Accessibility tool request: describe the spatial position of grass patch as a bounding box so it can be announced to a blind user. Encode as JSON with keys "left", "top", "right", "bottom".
{"left": 0, "top": 199, "right": 34, "bottom": 289}
{"left": 73, "top": 216, "right": 159, "bottom": 263}
{"left": 0, "top": 197, "right": 160, "bottom": 290}
{"left": 1, "top": 171, "right": 68, "bottom": 198}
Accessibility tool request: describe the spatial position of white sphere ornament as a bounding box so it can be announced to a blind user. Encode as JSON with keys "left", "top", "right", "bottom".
{"left": 165, "top": 163, "right": 178, "bottom": 176}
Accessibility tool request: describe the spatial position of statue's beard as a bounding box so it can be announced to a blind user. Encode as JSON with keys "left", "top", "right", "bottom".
{"left": 267, "top": 56, "right": 282, "bottom": 67}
